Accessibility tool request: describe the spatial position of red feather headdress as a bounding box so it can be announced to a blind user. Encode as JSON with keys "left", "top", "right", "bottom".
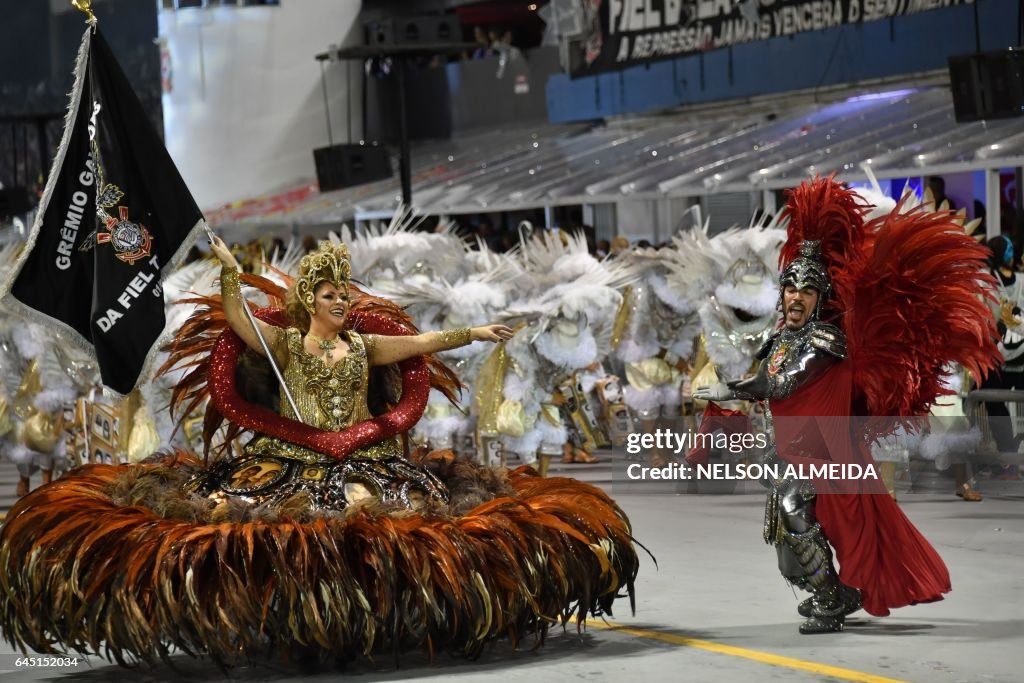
{"left": 778, "top": 175, "right": 870, "bottom": 325}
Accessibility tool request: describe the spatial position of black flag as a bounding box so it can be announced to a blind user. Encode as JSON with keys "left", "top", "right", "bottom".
{"left": 3, "top": 26, "right": 204, "bottom": 395}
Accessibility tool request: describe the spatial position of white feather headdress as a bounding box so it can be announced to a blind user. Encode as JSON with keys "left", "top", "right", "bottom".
{"left": 332, "top": 210, "right": 471, "bottom": 286}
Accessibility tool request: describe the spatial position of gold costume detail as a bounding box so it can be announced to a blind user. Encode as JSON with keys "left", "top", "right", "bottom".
{"left": 243, "top": 328, "right": 403, "bottom": 463}
{"left": 295, "top": 242, "right": 351, "bottom": 314}
{"left": 220, "top": 266, "right": 241, "bottom": 299}
{"left": 362, "top": 333, "right": 379, "bottom": 359}
{"left": 13, "top": 359, "right": 41, "bottom": 418}
{"left": 244, "top": 432, "right": 402, "bottom": 464}
{"left": 306, "top": 332, "right": 341, "bottom": 361}
{"left": 220, "top": 266, "right": 287, "bottom": 361}
{"left": 1000, "top": 300, "right": 1020, "bottom": 328}
{"left": 438, "top": 327, "right": 472, "bottom": 349}
{"left": 285, "top": 328, "right": 369, "bottom": 431}
{"left": 23, "top": 411, "right": 60, "bottom": 453}
{"left": 474, "top": 340, "right": 511, "bottom": 435}
{"left": 624, "top": 357, "right": 677, "bottom": 391}
{"left": 610, "top": 286, "right": 634, "bottom": 350}
{"left": 207, "top": 262, "right": 447, "bottom": 509}
{"left": 496, "top": 399, "right": 527, "bottom": 437}
{"left": 0, "top": 397, "right": 12, "bottom": 438}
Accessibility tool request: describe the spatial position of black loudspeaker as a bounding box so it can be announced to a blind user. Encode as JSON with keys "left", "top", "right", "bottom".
{"left": 365, "top": 63, "right": 452, "bottom": 143}
{"left": 313, "top": 144, "right": 392, "bottom": 192}
{"left": 949, "top": 48, "right": 1024, "bottom": 122}
{"left": 364, "top": 15, "right": 458, "bottom": 47}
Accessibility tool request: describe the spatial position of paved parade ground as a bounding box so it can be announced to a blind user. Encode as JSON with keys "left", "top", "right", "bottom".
{"left": 0, "top": 453, "right": 1020, "bottom": 683}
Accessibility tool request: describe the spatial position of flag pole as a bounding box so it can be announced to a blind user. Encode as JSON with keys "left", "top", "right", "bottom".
{"left": 204, "top": 225, "right": 304, "bottom": 421}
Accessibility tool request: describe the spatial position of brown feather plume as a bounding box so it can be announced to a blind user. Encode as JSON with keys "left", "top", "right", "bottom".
{"left": 0, "top": 456, "right": 638, "bottom": 667}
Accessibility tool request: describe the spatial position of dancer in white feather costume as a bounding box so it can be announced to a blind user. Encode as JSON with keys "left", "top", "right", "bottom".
{"left": 475, "top": 230, "right": 635, "bottom": 473}
{"left": 370, "top": 249, "right": 521, "bottom": 457}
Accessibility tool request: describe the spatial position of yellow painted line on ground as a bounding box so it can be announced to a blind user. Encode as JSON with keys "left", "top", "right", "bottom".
{"left": 586, "top": 620, "right": 908, "bottom": 683}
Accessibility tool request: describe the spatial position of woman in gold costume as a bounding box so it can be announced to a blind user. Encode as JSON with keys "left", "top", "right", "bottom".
{"left": 0, "top": 233, "right": 638, "bottom": 669}
{"left": 205, "top": 235, "right": 513, "bottom": 509}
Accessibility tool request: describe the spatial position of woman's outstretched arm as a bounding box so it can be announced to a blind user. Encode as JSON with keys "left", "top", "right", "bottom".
{"left": 367, "top": 325, "right": 514, "bottom": 366}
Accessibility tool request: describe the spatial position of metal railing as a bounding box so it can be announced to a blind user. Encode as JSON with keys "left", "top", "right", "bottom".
{"left": 964, "top": 389, "right": 1024, "bottom": 463}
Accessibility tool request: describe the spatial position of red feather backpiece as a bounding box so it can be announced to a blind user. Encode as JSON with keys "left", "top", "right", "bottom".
{"left": 780, "top": 176, "right": 999, "bottom": 429}
{"left": 849, "top": 195, "right": 999, "bottom": 421}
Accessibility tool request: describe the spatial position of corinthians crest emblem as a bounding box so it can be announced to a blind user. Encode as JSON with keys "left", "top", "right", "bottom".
{"left": 79, "top": 143, "right": 155, "bottom": 265}
{"left": 96, "top": 204, "right": 153, "bottom": 265}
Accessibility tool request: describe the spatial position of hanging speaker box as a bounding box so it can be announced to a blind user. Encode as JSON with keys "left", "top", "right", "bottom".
{"left": 949, "top": 48, "right": 1024, "bottom": 123}
{"left": 313, "top": 144, "right": 392, "bottom": 192}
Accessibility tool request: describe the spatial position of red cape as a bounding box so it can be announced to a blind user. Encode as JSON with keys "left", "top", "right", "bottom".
{"left": 771, "top": 362, "right": 951, "bottom": 616}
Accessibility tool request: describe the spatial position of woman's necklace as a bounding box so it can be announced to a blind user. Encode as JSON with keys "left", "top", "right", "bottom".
{"left": 307, "top": 332, "right": 341, "bottom": 361}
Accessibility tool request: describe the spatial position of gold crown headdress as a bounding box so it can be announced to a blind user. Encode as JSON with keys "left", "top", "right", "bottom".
{"left": 295, "top": 241, "right": 352, "bottom": 314}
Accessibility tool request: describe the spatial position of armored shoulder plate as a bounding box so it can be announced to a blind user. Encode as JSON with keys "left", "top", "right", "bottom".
{"left": 756, "top": 332, "right": 781, "bottom": 360}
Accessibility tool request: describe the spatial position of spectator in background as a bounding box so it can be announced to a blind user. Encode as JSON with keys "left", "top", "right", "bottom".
{"left": 496, "top": 29, "right": 519, "bottom": 57}
{"left": 974, "top": 200, "right": 987, "bottom": 234}
{"left": 981, "top": 234, "right": 1024, "bottom": 480}
{"left": 1014, "top": 211, "right": 1024, "bottom": 257}
{"left": 269, "top": 237, "right": 286, "bottom": 260}
{"left": 596, "top": 239, "right": 610, "bottom": 258}
{"left": 1002, "top": 204, "right": 1019, "bottom": 238}
{"left": 609, "top": 236, "right": 629, "bottom": 257}
{"left": 927, "top": 176, "right": 956, "bottom": 210}
{"left": 302, "top": 235, "right": 317, "bottom": 254}
{"left": 475, "top": 218, "right": 500, "bottom": 251}
{"left": 487, "top": 28, "right": 501, "bottom": 52}
{"left": 471, "top": 26, "right": 490, "bottom": 59}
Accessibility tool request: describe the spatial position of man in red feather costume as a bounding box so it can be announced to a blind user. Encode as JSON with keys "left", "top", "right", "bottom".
{"left": 695, "top": 176, "right": 999, "bottom": 634}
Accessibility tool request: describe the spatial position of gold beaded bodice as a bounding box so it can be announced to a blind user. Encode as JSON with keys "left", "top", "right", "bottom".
{"left": 280, "top": 328, "right": 375, "bottom": 431}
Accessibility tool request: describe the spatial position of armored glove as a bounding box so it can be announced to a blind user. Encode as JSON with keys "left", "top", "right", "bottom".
{"left": 692, "top": 382, "right": 735, "bottom": 402}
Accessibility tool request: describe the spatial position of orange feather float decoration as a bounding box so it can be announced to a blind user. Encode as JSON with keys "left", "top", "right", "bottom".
{"left": 0, "top": 456, "right": 637, "bottom": 666}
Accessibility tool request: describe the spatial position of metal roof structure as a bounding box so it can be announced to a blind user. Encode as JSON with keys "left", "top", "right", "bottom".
{"left": 208, "top": 86, "right": 1024, "bottom": 228}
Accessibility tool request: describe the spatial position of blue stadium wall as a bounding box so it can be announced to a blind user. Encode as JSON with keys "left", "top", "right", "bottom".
{"left": 547, "top": 3, "right": 1020, "bottom": 123}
